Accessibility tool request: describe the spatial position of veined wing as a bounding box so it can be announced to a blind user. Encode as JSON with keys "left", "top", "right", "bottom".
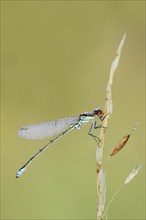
{"left": 18, "top": 116, "right": 79, "bottom": 140}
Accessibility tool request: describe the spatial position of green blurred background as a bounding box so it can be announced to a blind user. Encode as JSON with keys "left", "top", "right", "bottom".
{"left": 1, "top": 1, "right": 145, "bottom": 220}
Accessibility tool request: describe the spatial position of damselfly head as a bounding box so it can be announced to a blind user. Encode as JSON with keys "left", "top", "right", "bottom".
{"left": 93, "top": 108, "right": 104, "bottom": 120}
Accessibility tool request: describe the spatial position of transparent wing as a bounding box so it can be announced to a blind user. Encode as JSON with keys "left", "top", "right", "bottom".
{"left": 18, "top": 116, "right": 79, "bottom": 140}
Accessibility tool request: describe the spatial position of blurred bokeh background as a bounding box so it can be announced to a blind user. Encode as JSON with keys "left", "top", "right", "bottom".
{"left": 1, "top": 1, "right": 145, "bottom": 220}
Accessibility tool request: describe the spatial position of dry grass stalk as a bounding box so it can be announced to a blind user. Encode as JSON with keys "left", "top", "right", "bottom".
{"left": 96, "top": 33, "right": 126, "bottom": 220}
{"left": 102, "top": 164, "right": 142, "bottom": 218}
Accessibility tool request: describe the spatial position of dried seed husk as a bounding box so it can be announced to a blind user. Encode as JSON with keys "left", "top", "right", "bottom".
{"left": 110, "top": 134, "right": 130, "bottom": 156}
{"left": 124, "top": 164, "right": 142, "bottom": 184}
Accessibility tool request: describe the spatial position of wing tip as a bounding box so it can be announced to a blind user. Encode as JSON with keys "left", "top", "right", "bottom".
{"left": 18, "top": 127, "right": 27, "bottom": 137}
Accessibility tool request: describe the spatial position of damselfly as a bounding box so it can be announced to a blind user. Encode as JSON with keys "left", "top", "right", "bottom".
{"left": 16, "top": 108, "right": 106, "bottom": 178}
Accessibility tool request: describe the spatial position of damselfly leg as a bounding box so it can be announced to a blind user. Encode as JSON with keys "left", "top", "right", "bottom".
{"left": 88, "top": 121, "right": 106, "bottom": 143}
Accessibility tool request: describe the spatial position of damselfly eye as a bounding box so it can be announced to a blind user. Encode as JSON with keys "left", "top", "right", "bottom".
{"left": 94, "top": 108, "right": 104, "bottom": 116}
{"left": 94, "top": 108, "right": 104, "bottom": 117}
{"left": 97, "top": 110, "right": 104, "bottom": 116}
